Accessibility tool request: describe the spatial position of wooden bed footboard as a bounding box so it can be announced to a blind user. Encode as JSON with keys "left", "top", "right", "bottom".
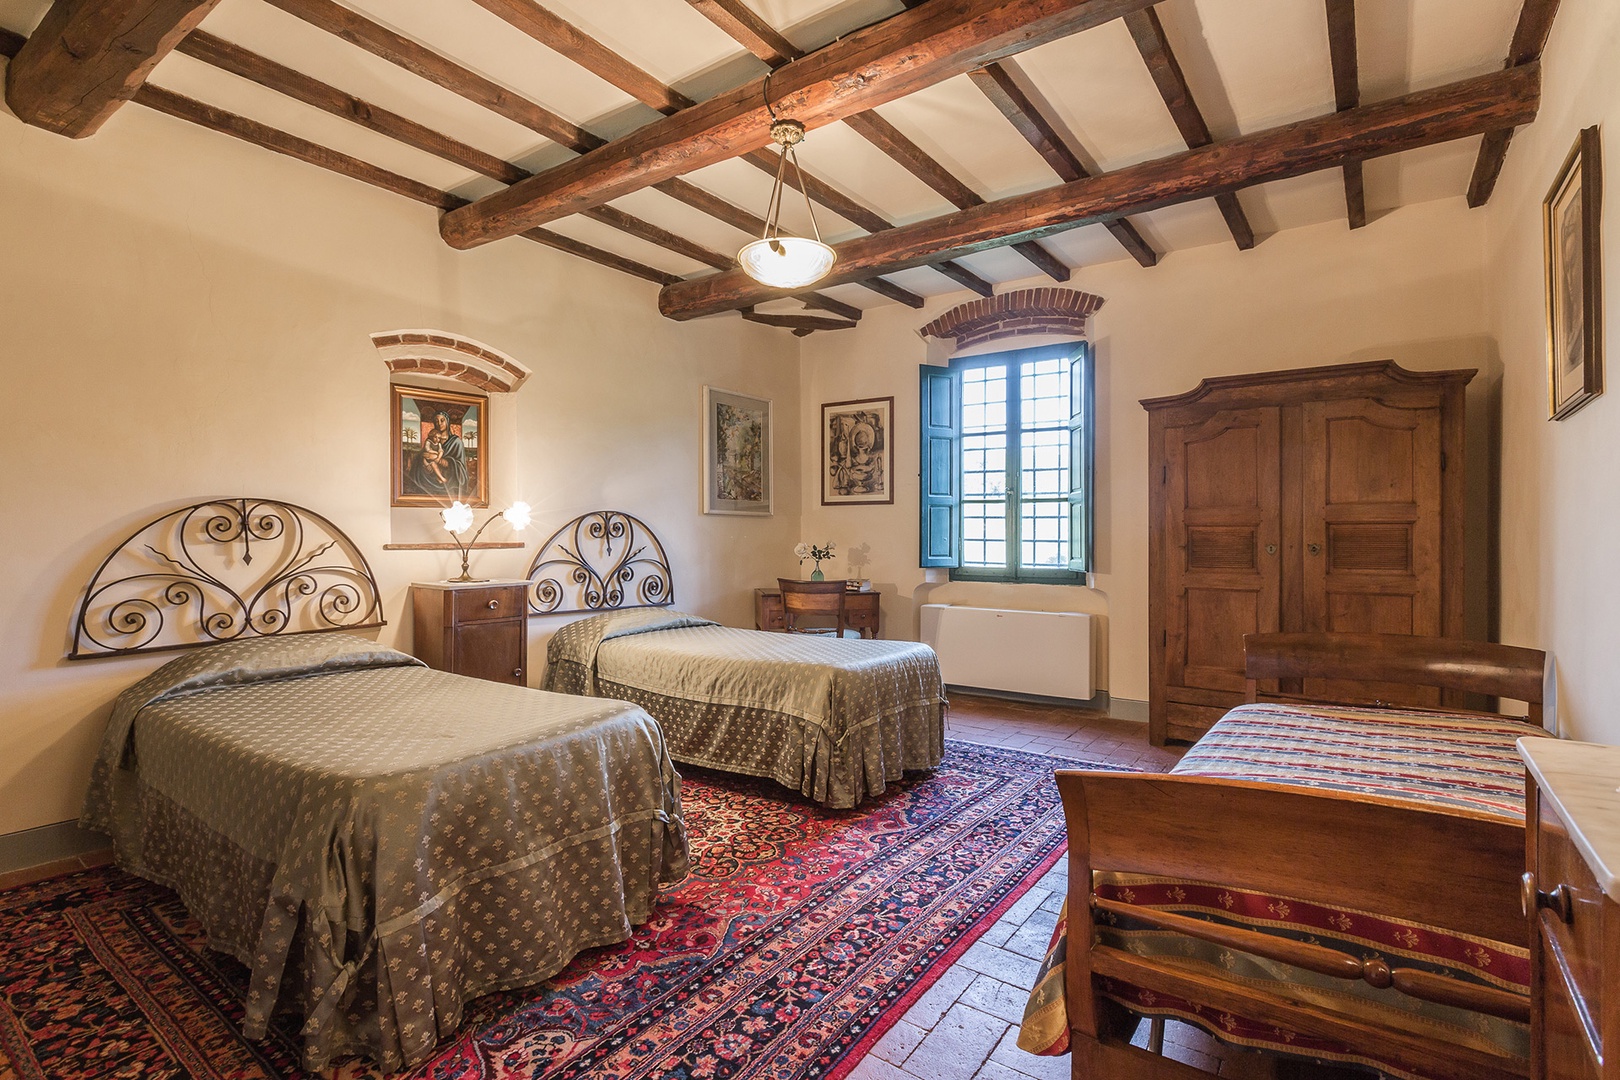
{"left": 1058, "top": 772, "right": 1530, "bottom": 1080}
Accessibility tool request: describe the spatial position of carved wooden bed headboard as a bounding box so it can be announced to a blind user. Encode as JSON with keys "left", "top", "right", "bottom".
{"left": 70, "top": 498, "right": 385, "bottom": 659}
{"left": 525, "top": 510, "right": 673, "bottom": 615}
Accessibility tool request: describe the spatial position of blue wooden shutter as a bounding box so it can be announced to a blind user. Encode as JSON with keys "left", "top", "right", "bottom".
{"left": 1068, "top": 343, "right": 1095, "bottom": 574}
{"left": 918, "top": 364, "right": 962, "bottom": 568}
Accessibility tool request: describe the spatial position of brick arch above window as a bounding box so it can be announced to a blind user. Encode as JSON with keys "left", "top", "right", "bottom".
{"left": 370, "top": 330, "right": 532, "bottom": 393}
{"left": 917, "top": 288, "right": 1106, "bottom": 350}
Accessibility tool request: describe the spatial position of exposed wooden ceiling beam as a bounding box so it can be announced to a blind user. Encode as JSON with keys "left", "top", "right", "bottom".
{"left": 263, "top": 0, "right": 603, "bottom": 152}
{"left": 682, "top": 0, "right": 796, "bottom": 67}
{"left": 1325, "top": 0, "right": 1366, "bottom": 229}
{"left": 468, "top": 0, "right": 692, "bottom": 115}
{"left": 798, "top": 293, "right": 863, "bottom": 321}
{"left": 0, "top": 26, "right": 24, "bottom": 57}
{"left": 969, "top": 60, "right": 1158, "bottom": 267}
{"left": 129, "top": 83, "right": 678, "bottom": 285}
{"left": 1466, "top": 0, "right": 1561, "bottom": 207}
{"left": 659, "top": 65, "right": 1541, "bottom": 319}
{"left": 740, "top": 310, "right": 858, "bottom": 336}
{"left": 1122, "top": 7, "right": 1255, "bottom": 249}
{"left": 4, "top": 0, "right": 223, "bottom": 137}
{"left": 438, "top": 0, "right": 1161, "bottom": 248}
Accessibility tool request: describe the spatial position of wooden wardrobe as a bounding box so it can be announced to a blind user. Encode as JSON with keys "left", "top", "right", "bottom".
{"left": 1143, "top": 361, "right": 1473, "bottom": 745}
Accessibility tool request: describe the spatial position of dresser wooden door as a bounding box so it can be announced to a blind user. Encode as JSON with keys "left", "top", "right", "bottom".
{"left": 1162, "top": 408, "right": 1283, "bottom": 705}
{"left": 1301, "top": 398, "right": 1444, "bottom": 705}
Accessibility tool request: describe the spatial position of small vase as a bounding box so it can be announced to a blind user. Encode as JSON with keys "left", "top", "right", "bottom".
{"left": 809, "top": 566, "right": 825, "bottom": 582}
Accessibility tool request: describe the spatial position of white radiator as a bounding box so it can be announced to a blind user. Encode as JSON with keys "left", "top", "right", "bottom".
{"left": 919, "top": 604, "right": 1094, "bottom": 700}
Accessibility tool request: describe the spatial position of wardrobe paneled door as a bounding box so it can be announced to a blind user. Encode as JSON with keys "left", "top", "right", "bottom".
{"left": 1144, "top": 362, "right": 1472, "bottom": 746}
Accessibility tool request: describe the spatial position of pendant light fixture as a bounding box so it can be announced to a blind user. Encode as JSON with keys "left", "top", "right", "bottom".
{"left": 737, "top": 98, "right": 837, "bottom": 289}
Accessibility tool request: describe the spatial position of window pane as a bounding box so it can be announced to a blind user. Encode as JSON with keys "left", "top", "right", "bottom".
{"left": 1021, "top": 500, "right": 1070, "bottom": 568}
{"left": 1021, "top": 428, "right": 1069, "bottom": 498}
{"left": 962, "top": 499, "right": 1007, "bottom": 567}
{"left": 962, "top": 367, "right": 1007, "bottom": 433}
{"left": 962, "top": 433, "right": 1006, "bottom": 497}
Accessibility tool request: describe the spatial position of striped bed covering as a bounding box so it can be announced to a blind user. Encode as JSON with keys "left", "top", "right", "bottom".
{"left": 1018, "top": 702, "right": 1549, "bottom": 1079}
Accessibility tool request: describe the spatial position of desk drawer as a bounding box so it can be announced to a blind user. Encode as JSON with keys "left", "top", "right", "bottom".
{"left": 1538, "top": 796, "right": 1606, "bottom": 1061}
{"left": 452, "top": 584, "right": 527, "bottom": 623}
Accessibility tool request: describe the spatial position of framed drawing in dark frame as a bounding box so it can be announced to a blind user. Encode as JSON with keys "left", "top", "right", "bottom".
{"left": 1546, "top": 125, "right": 1604, "bottom": 420}
{"left": 392, "top": 384, "right": 489, "bottom": 507}
{"left": 703, "top": 386, "right": 772, "bottom": 516}
{"left": 822, "top": 396, "right": 894, "bottom": 506}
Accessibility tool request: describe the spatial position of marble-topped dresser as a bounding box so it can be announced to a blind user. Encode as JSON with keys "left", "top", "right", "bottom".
{"left": 1519, "top": 738, "right": 1620, "bottom": 1080}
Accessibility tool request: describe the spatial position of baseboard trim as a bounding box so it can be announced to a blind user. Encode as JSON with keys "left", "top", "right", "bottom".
{"left": 947, "top": 685, "right": 1148, "bottom": 723}
{"left": 0, "top": 820, "right": 110, "bottom": 875}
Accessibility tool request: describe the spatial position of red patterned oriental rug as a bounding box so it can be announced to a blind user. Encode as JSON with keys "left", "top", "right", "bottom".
{"left": 0, "top": 741, "right": 1098, "bottom": 1080}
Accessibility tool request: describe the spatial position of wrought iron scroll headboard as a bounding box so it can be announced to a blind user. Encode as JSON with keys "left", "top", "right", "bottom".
{"left": 526, "top": 511, "right": 673, "bottom": 615}
{"left": 70, "top": 498, "right": 386, "bottom": 659}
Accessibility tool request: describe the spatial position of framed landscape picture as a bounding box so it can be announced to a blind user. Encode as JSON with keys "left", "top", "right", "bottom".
{"left": 392, "top": 384, "right": 489, "bottom": 507}
{"left": 1545, "top": 125, "right": 1604, "bottom": 420}
{"left": 704, "top": 386, "right": 772, "bottom": 516}
{"left": 822, "top": 396, "right": 894, "bottom": 505}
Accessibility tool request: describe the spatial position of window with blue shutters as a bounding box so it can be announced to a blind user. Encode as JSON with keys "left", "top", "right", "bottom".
{"left": 918, "top": 342, "right": 1094, "bottom": 582}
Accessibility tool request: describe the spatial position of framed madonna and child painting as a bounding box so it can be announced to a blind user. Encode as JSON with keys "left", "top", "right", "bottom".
{"left": 392, "top": 385, "right": 489, "bottom": 507}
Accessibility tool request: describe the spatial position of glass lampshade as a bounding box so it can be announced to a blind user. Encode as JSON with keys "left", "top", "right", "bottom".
{"left": 737, "top": 236, "right": 837, "bottom": 289}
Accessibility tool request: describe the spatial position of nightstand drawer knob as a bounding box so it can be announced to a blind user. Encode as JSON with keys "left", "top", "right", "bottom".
{"left": 487, "top": 599, "right": 500, "bottom": 610}
{"left": 1522, "top": 872, "right": 1575, "bottom": 924}
{"left": 513, "top": 668, "right": 523, "bottom": 679}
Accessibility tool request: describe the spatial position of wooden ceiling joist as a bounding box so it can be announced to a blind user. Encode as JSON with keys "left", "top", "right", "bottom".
{"left": 1466, "top": 0, "right": 1561, "bottom": 207}
{"left": 659, "top": 64, "right": 1541, "bottom": 320}
{"left": 128, "top": 82, "right": 678, "bottom": 285}
{"left": 1122, "top": 7, "right": 1256, "bottom": 249}
{"left": 969, "top": 60, "right": 1158, "bottom": 267}
{"left": 468, "top": 0, "right": 691, "bottom": 116}
{"left": 0, "top": 25, "right": 23, "bottom": 57}
{"left": 683, "top": 0, "right": 797, "bottom": 66}
{"left": 842, "top": 110, "right": 1071, "bottom": 281}
{"left": 1325, "top": 0, "right": 1367, "bottom": 229}
{"left": 5, "top": 0, "right": 223, "bottom": 137}
{"left": 437, "top": 0, "right": 1162, "bottom": 249}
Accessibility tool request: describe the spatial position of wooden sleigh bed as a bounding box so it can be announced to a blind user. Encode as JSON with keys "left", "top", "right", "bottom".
{"left": 1035, "top": 632, "right": 1549, "bottom": 1080}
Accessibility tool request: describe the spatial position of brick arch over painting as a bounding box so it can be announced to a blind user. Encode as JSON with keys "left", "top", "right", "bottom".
{"left": 917, "top": 289, "right": 1106, "bottom": 350}
{"left": 370, "top": 330, "right": 532, "bottom": 393}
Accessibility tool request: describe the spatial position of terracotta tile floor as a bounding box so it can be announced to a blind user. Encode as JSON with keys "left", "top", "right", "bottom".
{"left": 854, "top": 692, "right": 1363, "bottom": 1080}
{"left": 3, "top": 693, "right": 1360, "bottom": 1079}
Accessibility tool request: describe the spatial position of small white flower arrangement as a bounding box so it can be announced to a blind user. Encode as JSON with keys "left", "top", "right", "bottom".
{"left": 795, "top": 541, "right": 836, "bottom": 580}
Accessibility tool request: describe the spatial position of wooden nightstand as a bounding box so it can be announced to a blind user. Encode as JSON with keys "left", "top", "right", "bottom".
{"left": 412, "top": 580, "right": 529, "bottom": 686}
{"left": 1519, "top": 738, "right": 1620, "bottom": 1080}
{"left": 754, "top": 586, "right": 880, "bottom": 638}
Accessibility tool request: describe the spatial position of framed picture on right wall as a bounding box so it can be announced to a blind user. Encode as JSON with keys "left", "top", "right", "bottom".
{"left": 1545, "top": 125, "right": 1604, "bottom": 420}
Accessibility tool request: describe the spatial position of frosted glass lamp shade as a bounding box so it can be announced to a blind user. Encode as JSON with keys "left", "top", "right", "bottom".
{"left": 737, "top": 236, "right": 837, "bottom": 289}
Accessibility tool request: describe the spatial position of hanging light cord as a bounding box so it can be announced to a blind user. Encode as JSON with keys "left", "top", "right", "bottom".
{"left": 759, "top": 69, "right": 825, "bottom": 250}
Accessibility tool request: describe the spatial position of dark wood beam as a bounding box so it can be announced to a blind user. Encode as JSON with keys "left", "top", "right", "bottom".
{"left": 0, "top": 25, "right": 23, "bottom": 58}
{"left": 797, "top": 293, "right": 862, "bottom": 321}
{"left": 1122, "top": 7, "right": 1255, "bottom": 249}
{"left": 263, "top": 0, "right": 604, "bottom": 153}
{"left": 969, "top": 60, "right": 1158, "bottom": 267}
{"left": 843, "top": 110, "right": 1069, "bottom": 280}
{"left": 438, "top": 0, "right": 1161, "bottom": 247}
{"left": 177, "top": 31, "right": 529, "bottom": 184}
{"left": 854, "top": 276, "right": 927, "bottom": 308}
{"left": 1466, "top": 0, "right": 1561, "bottom": 207}
{"left": 659, "top": 65, "right": 1541, "bottom": 319}
{"left": 130, "top": 83, "right": 680, "bottom": 286}
{"left": 4, "top": 0, "right": 222, "bottom": 137}
{"left": 1325, "top": 0, "right": 1366, "bottom": 228}
{"left": 682, "top": 0, "right": 796, "bottom": 66}
{"left": 739, "top": 310, "right": 858, "bottom": 336}
{"left": 468, "top": 0, "right": 693, "bottom": 115}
